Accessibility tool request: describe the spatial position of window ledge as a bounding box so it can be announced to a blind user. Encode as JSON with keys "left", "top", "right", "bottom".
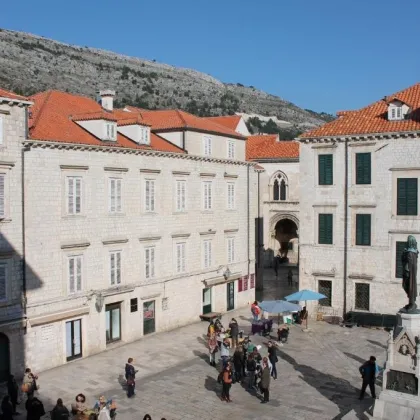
{"left": 62, "top": 215, "right": 87, "bottom": 220}
{"left": 225, "top": 209, "right": 238, "bottom": 212}
{"left": 108, "top": 213, "right": 126, "bottom": 217}
{"left": 391, "top": 215, "right": 420, "bottom": 220}
{"left": 0, "top": 218, "right": 12, "bottom": 224}
{"left": 201, "top": 210, "right": 214, "bottom": 214}
{"left": 143, "top": 211, "right": 158, "bottom": 215}
{"left": 173, "top": 211, "right": 188, "bottom": 215}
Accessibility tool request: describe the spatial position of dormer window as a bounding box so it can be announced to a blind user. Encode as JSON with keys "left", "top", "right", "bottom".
{"left": 141, "top": 127, "right": 150, "bottom": 144}
{"left": 388, "top": 99, "right": 409, "bottom": 121}
{"left": 105, "top": 122, "right": 117, "bottom": 141}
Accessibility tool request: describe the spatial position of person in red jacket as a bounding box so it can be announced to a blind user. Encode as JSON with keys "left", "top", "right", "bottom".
{"left": 251, "top": 301, "right": 260, "bottom": 322}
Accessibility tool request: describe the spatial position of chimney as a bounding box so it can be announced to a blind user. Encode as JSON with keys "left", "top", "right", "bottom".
{"left": 99, "top": 89, "right": 116, "bottom": 111}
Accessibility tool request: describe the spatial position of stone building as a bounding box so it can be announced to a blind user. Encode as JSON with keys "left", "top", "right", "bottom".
{"left": 0, "top": 89, "right": 32, "bottom": 380}
{"left": 299, "top": 83, "right": 420, "bottom": 318}
{"left": 0, "top": 88, "right": 257, "bottom": 374}
{"left": 246, "top": 135, "right": 300, "bottom": 267}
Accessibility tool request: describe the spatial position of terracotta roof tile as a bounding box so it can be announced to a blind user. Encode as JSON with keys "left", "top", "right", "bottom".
{"left": 0, "top": 88, "right": 29, "bottom": 101}
{"left": 28, "top": 90, "right": 184, "bottom": 154}
{"left": 205, "top": 115, "right": 242, "bottom": 131}
{"left": 302, "top": 82, "right": 420, "bottom": 138}
{"left": 126, "top": 107, "right": 245, "bottom": 139}
{"left": 246, "top": 134, "right": 299, "bottom": 160}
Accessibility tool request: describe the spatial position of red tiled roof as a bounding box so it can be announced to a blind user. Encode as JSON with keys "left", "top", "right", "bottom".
{"left": 246, "top": 135, "right": 299, "bottom": 160}
{"left": 205, "top": 115, "right": 242, "bottom": 131}
{"left": 126, "top": 107, "right": 245, "bottom": 139}
{"left": 302, "top": 83, "right": 420, "bottom": 138}
{"left": 28, "top": 90, "right": 184, "bottom": 154}
{"left": 72, "top": 111, "right": 118, "bottom": 122}
{"left": 0, "top": 88, "right": 29, "bottom": 101}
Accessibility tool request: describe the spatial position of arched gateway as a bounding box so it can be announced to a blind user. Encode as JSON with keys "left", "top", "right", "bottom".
{"left": 269, "top": 213, "right": 299, "bottom": 264}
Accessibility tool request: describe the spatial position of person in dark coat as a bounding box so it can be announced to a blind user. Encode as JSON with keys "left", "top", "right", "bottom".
{"left": 267, "top": 341, "right": 278, "bottom": 380}
{"left": 25, "top": 394, "right": 45, "bottom": 420}
{"left": 260, "top": 362, "right": 271, "bottom": 403}
{"left": 359, "top": 356, "right": 377, "bottom": 400}
{"left": 228, "top": 318, "right": 239, "bottom": 348}
{"left": 7, "top": 374, "right": 19, "bottom": 414}
{"left": 246, "top": 353, "right": 257, "bottom": 390}
{"left": 1, "top": 395, "right": 14, "bottom": 420}
{"left": 125, "top": 357, "right": 138, "bottom": 398}
{"left": 51, "top": 398, "right": 70, "bottom": 420}
{"left": 232, "top": 347, "right": 244, "bottom": 382}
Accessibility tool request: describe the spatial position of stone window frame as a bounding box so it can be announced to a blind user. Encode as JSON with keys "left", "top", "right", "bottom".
{"left": 60, "top": 166, "right": 88, "bottom": 219}
{"left": 270, "top": 171, "right": 288, "bottom": 201}
{"left": 354, "top": 281, "right": 370, "bottom": 312}
{"left": 349, "top": 142, "right": 376, "bottom": 187}
{"left": 226, "top": 181, "right": 236, "bottom": 210}
{"left": 174, "top": 240, "right": 187, "bottom": 274}
{"left": 0, "top": 257, "right": 11, "bottom": 304}
{"left": 391, "top": 168, "right": 420, "bottom": 220}
{"left": 174, "top": 178, "right": 188, "bottom": 213}
{"left": 313, "top": 205, "right": 337, "bottom": 247}
{"left": 350, "top": 206, "right": 375, "bottom": 248}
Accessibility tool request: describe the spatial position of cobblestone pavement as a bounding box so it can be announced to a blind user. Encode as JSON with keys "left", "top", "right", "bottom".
{"left": 12, "top": 268, "right": 389, "bottom": 420}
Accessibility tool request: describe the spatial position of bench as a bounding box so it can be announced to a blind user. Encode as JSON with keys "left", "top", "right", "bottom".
{"left": 199, "top": 312, "right": 222, "bottom": 321}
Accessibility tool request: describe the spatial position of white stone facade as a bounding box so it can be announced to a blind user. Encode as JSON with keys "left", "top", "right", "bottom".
{"left": 299, "top": 136, "right": 420, "bottom": 318}
{"left": 0, "top": 98, "right": 30, "bottom": 378}
{"left": 257, "top": 160, "right": 300, "bottom": 266}
{"left": 21, "top": 140, "right": 256, "bottom": 372}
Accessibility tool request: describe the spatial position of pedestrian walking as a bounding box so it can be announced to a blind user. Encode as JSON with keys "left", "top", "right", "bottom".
{"left": 51, "top": 398, "right": 70, "bottom": 420}
{"left": 125, "top": 357, "right": 138, "bottom": 398}
{"left": 208, "top": 332, "right": 218, "bottom": 367}
{"left": 267, "top": 341, "right": 278, "bottom": 379}
{"left": 220, "top": 364, "right": 233, "bottom": 402}
{"left": 260, "top": 361, "right": 271, "bottom": 403}
{"left": 25, "top": 394, "right": 45, "bottom": 420}
{"left": 22, "top": 368, "right": 38, "bottom": 397}
{"left": 359, "top": 356, "right": 377, "bottom": 400}
{"left": 220, "top": 338, "right": 230, "bottom": 369}
{"left": 251, "top": 301, "right": 260, "bottom": 322}
{"left": 1, "top": 395, "right": 14, "bottom": 420}
{"left": 287, "top": 269, "right": 293, "bottom": 286}
{"left": 246, "top": 353, "right": 257, "bottom": 390}
{"left": 232, "top": 346, "right": 244, "bottom": 382}
{"left": 7, "top": 374, "right": 19, "bottom": 414}
{"left": 229, "top": 318, "right": 239, "bottom": 348}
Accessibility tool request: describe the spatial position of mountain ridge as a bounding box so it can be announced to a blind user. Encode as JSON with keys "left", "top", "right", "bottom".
{"left": 0, "top": 29, "right": 334, "bottom": 132}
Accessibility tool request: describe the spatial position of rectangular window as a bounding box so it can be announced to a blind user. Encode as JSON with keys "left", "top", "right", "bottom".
{"left": 145, "top": 179, "right": 156, "bottom": 212}
{"left": 227, "top": 237, "right": 235, "bottom": 264}
{"left": 0, "top": 116, "right": 3, "bottom": 145}
{"left": 227, "top": 182, "right": 235, "bottom": 210}
{"left": 68, "top": 255, "right": 82, "bottom": 294}
{"left": 318, "top": 154, "right": 333, "bottom": 185}
{"left": 355, "top": 153, "right": 371, "bottom": 185}
{"left": 130, "top": 298, "right": 138, "bottom": 313}
{"left": 110, "top": 251, "right": 121, "bottom": 285}
{"left": 318, "top": 214, "right": 333, "bottom": 244}
{"left": 175, "top": 180, "right": 187, "bottom": 212}
{"left": 318, "top": 280, "right": 332, "bottom": 306}
{"left": 176, "top": 242, "right": 186, "bottom": 273}
{"left": 397, "top": 178, "right": 418, "bottom": 216}
{"left": 145, "top": 246, "right": 155, "bottom": 279}
{"left": 395, "top": 241, "right": 406, "bottom": 278}
{"left": 203, "top": 240, "right": 212, "bottom": 269}
{"left": 203, "top": 136, "right": 212, "bottom": 156}
{"left": 228, "top": 141, "right": 235, "bottom": 159}
{"left": 0, "top": 174, "right": 5, "bottom": 218}
{"left": 0, "top": 263, "right": 7, "bottom": 301}
{"left": 106, "top": 123, "right": 116, "bottom": 140}
{"left": 355, "top": 283, "right": 370, "bottom": 311}
{"left": 250, "top": 273, "right": 255, "bottom": 289}
{"left": 105, "top": 303, "right": 121, "bottom": 343}
{"left": 355, "top": 214, "right": 371, "bottom": 246}
{"left": 243, "top": 275, "right": 248, "bottom": 291}
{"left": 109, "top": 178, "right": 122, "bottom": 213}
{"left": 67, "top": 176, "right": 82, "bottom": 215}
{"left": 203, "top": 181, "right": 212, "bottom": 210}
{"left": 141, "top": 127, "right": 149, "bottom": 144}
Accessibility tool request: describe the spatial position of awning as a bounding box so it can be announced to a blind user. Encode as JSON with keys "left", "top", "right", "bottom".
{"left": 29, "top": 306, "right": 90, "bottom": 327}
{"left": 203, "top": 272, "right": 242, "bottom": 287}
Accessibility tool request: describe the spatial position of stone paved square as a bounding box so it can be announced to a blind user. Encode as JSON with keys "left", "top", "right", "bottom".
{"left": 13, "top": 301, "right": 388, "bottom": 420}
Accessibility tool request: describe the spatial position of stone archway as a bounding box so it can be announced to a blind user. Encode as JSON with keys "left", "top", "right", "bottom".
{"left": 270, "top": 213, "right": 299, "bottom": 264}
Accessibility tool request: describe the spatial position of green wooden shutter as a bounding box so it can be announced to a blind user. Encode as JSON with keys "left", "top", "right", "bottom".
{"left": 319, "top": 155, "right": 333, "bottom": 185}
{"left": 356, "top": 153, "right": 371, "bottom": 185}
{"left": 397, "top": 178, "right": 418, "bottom": 215}
{"left": 356, "top": 214, "right": 371, "bottom": 246}
{"left": 319, "top": 214, "right": 333, "bottom": 244}
{"left": 395, "top": 241, "right": 406, "bottom": 278}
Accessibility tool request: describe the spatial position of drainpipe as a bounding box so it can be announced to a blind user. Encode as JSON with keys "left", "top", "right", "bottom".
{"left": 182, "top": 131, "right": 186, "bottom": 150}
{"left": 247, "top": 165, "right": 250, "bottom": 281}
{"left": 21, "top": 109, "right": 29, "bottom": 328}
{"left": 343, "top": 139, "right": 349, "bottom": 318}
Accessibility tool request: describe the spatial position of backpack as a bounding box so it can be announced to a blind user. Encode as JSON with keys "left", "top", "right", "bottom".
{"left": 217, "top": 371, "right": 223, "bottom": 384}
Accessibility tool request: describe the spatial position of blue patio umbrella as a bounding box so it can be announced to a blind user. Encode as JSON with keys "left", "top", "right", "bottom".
{"left": 284, "top": 289, "right": 327, "bottom": 328}
{"left": 259, "top": 300, "right": 301, "bottom": 326}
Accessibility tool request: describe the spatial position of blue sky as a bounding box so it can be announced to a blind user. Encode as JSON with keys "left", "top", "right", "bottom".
{"left": 1, "top": 0, "right": 419, "bottom": 114}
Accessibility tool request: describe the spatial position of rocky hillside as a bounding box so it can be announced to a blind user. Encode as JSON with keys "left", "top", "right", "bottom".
{"left": 0, "top": 29, "right": 333, "bottom": 130}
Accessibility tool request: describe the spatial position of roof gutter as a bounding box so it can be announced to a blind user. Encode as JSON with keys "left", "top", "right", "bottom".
{"left": 153, "top": 127, "right": 246, "bottom": 141}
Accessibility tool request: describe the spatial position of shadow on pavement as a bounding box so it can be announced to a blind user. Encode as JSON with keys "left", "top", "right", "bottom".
{"left": 278, "top": 349, "right": 370, "bottom": 420}
{"left": 366, "top": 339, "right": 387, "bottom": 350}
{"left": 343, "top": 352, "right": 366, "bottom": 365}
{"left": 204, "top": 376, "right": 219, "bottom": 397}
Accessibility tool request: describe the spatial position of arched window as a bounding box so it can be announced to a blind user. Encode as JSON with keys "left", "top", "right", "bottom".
{"left": 271, "top": 172, "right": 288, "bottom": 201}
